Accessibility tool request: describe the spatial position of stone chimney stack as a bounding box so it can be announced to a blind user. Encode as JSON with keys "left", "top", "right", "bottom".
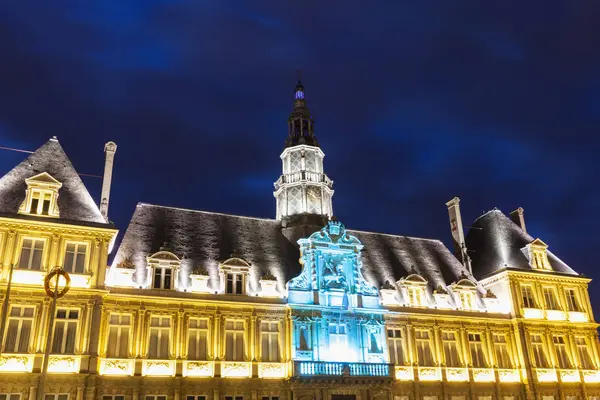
{"left": 509, "top": 207, "right": 527, "bottom": 233}
{"left": 100, "top": 141, "right": 117, "bottom": 222}
{"left": 446, "top": 197, "right": 471, "bottom": 272}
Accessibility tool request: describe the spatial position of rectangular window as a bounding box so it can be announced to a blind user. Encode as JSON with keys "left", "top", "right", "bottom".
{"left": 52, "top": 309, "right": 78, "bottom": 354}
{"left": 31, "top": 191, "right": 52, "bottom": 215}
{"left": 543, "top": 287, "right": 560, "bottom": 310}
{"left": 553, "top": 336, "right": 572, "bottom": 369}
{"left": 387, "top": 329, "right": 406, "bottom": 365}
{"left": 442, "top": 331, "right": 461, "bottom": 367}
{"left": 565, "top": 289, "right": 580, "bottom": 312}
{"left": 187, "top": 396, "right": 206, "bottom": 400}
{"left": 148, "top": 316, "right": 170, "bottom": 359}
{"left": 145, "top": 396, "right": 167, "bottom": 400}
{"left": 226, "top": 273, "right": 244, "bottom": 294}
{"left": 575, "top": 337, "right": 594, "bottom": 369}
{"left": 531, "top": 334, "right": 549, "bottom": 368}
{"left": 493, "top": 334, "right": 512, "bottom": 368}
{"left": 415, "top": 330, "right": 434, "bottom": 366}
{"left": 260, "top": 321, "right": 280, "bottom": 362}
{"left": 521, "top": 285, "right": 536, "bottom": 308}
{"left": 3, "top": 306, "right": 34, "bottom": 353}
{"left": 18, "top": 238, "right": 44, "bottom": 270}
{"left": 225, "top": 397, "right": 243, "bottom": 400}
{"left": 45, "top": 395, "right": 68, "bottom": 400}
{"left": 296, "top": 325, "right": 311, "bottom": 350}
{"left": 153, "top": 267, "right": 172, "bottom": 289}
{"left": 188, "top": 319, "right": 208, "bottom": 361}
{"left": 328, "top": 324, "right": 347, "bottom": 351}
{"left": 468, "top": 333, "right": 486, "bottom": 367}
{"left": 63, "top": 243, "right": 87, "bottom": 274}
{"left": 225, "top": 320, "right": 245, "bottom": 361}
{"left": 408, "top": 287, "right": 425, "bottom": 306}
{"left": 103, "top": 396, "right": 125, "bottom": 400}
{"left": 0, "top": 394, "right": 21, "bottom": 400}
{"left": 262, "top": 397, "right": 279, "bottom": 400}
{"left": 107, "top": 314, "right": 130, "bottom": 358}
{"left": 460, "top": 291, "right": 475, "bottom": 310}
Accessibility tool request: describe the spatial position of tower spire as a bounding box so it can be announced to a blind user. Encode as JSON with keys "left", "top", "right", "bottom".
{"left": 286, "top": 80, "right": 319, "bottom": 148}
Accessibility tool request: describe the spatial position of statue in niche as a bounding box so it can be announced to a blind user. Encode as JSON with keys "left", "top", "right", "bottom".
{"left": 321, "top": 258, "right": 347, "bottom": 290}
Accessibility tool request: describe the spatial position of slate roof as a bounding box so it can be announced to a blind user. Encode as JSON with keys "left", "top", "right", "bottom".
{"left": 0, "top": 138, "right": 106, "bottom": 225}
{"left": 465, "top": 209, "right": 576, "bottom": 280}
{"left": 112, "top": 203, "right": 472, "bottom": 294}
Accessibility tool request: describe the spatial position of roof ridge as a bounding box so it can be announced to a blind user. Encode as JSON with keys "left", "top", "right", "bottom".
{"left": 473, "top": 208, "right": 504, "bottom": 223}
{"left": 136, "top": 202, "right": 280, "bottom": 223}
{"left": 347, "top": 227, "right": 444, "bottom": 243}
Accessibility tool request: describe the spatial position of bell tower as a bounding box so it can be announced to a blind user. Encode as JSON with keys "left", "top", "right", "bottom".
{"left": 274, "top": 81, "right": 334, "bottom": 241}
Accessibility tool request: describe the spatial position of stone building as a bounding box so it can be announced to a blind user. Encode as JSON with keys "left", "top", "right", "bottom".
{"left": 0, "top": 82, "right": 597, "bottom": 400}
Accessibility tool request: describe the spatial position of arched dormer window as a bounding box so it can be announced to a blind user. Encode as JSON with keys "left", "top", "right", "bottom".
{"left": 18, "top": 172, "right": 62, "bottom": 217}
{"left": 523, "top": 239, "right": 552, "bottom": 271}
{"left": 450, "top": 275, "right": 479, "bottom": 311}
{"left": 147, "top": 251, "right": 181, "bottom": 290}
{"left": 398, "top": 269, "right": 428, "bottom": 307}
{"left": 219, "top": 257, "right": 250, "bottom": 295}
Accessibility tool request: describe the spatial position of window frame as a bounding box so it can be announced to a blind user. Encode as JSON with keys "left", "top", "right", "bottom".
{"left": 3, "top": 305, "right": 35, "bottom": 353}
{"left": 520, "top": 285, "right": 537, "bottom": 309}
{"left": 552, "top": 335, "right": 573, "bottom": 369}
{"left": 147, "top": 315, "right": 171, "bottom": 359}
{"left": 467, "top": 332, "right": 487, "bottom": 368}
{"left": 542, "top": 287, "right": 561, "bottom": 310}
{"left": 224, "top": 320, "right": 246, "bottom": 361}
{"left": 530, "top": 333, "right": 549, "bottom": 368}
{"left": 441, "top": 330, "right": 461, "bottom": 367}
{"left": 414, "top": 329, "right": 435, "bottom": 366}
{"left": 152, "top": 266, "right": 174, "bottom": 290}
{"left": 575, "top": 336, "right": 595, "bottom": 369}
{"left": 564, "top": 288, "right": 581, "bottom": 312}
{"left": 187, "top": 318, "right": 209, "bottom": 361}
{"left": 260, "top": 320, "right": 280, "bottom": 362}
{"left": 387, "top": 328, "right": 407, "bottom": 365}
{"left": 52, "top": 308, "right": 80, "bottom": 355}
{"left": 17, "top": 237, "right": 46, "bottom": 270}
{"left": 106, "top": 313, "right": 132, "bottom": 358}
{"left": 62, "top": 241, "right": 89, "bottom": 274}
{"left": 492, "top": 333, "right": 513, "bottom": 369}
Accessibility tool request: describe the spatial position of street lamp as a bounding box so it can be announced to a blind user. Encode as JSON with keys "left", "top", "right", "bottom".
{"left": 37, "top": 267, "right": 71, "bottom": 400}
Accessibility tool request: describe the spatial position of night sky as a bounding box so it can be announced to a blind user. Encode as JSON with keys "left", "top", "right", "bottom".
{"left": 1, "top": 2, "right": 599, "bottom": 308}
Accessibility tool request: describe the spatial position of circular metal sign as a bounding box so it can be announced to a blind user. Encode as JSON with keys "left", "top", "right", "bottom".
{"left": 44, "top": 267, "right": 71, "bottom": 298}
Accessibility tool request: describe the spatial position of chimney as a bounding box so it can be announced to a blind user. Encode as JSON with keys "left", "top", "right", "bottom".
{"left": 100, "top": 141, "right": 117, "bottom": 222}
{"left": 446, "top": 197, "right": 471, "bottom": 272}
{"left": 510, "top": 207, "right": 526, "bottom": 233}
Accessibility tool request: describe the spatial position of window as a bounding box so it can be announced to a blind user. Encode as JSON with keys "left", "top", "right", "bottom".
{"left": 521, "top": 285, "right": 536, "bottom": 308}
{"left": 148, "top": 316, "right": 170, "bottom": 359}
{"left": 531, "top": 334, "right": 549, "bottom": 368}
{"left": 103, "top": 396, "right": 125, "bottom": 400}
{"left": 329, "top": 323, "right": 347, "bottom": 352}
{"left": 226, "top": 273, "right": 244, "bottom": 294}
{"left": 415, "top": 330, "right": 434, "bottom": 366}
{"left": 407, "top": 287, "right": 425, "bottom": 306}
{"left": 565, "top": 289, "right": 580, "bottom": 312}
{"left": 493, "top": 334, "right": 512, "bottom": 368}
{"left": 225, "top": 397, "right": 243, "bottom": 400}
{"left": 45, "top": 395, "right": 68, "bottom": 400}
{"left": 153, "top": 267, "right": 172, "bottom": 289}
{"left": 553, "top": 336, "right": 572, "bottom": 369}
{"left": 262, "top": 397, "right": 279, "bottom": 400}
{"left": 261, "top": 321, "right": 280, "bottom": 362}
{"left": 423, "top": 397, "right": 438, "bottom": 400}
{"left": 3, "top": 306, "right": 34, "bottom": 353}
{"left": 187, "top": 396, "right": 206, "bottom": 400}
{"left": 542, "top": 397, "right": 554, "bottom": 400}
{"left": 225, "top": 320, "right": 245, "bottom": 361}
{"left": 387, "top": 329, "right": 406, "bottom": 365}
{"left": 468, "top": 333, "right": 486, "bottom": 367}
{"left": 543, "top": 287, "right": 560, "bottom": 310}
{"left": 367, "top": 327, "right": 382, "bottom": 354}
{"left": 0, "top": 394, "right": 21, "bottom": 400}
{"left": 575, "top": 337, "right": 594, "bottom": 369}
{"left": 107, "top": 314, "right": 130, "bottom": 358}
{"left": 296, "top": 325, "right": 311, "bottom": 351}
{"left": 442, "top": 331, "right": 461, "bottom": 367}
{"left": 52, "top": 309, "right": 78, "bottom": 354}
{"left": 63, "top": 243, "right": 87, "bottom": 274}
{"left": 188, "top": 319, "right": 208, "bottom": 360}
{"left": 30, "top": 190, "right": 52, "bottom": 215}
{"left": 459, "top": 291, "right": 475, "bottom": 310}
{"left": 17, "top": 238, "right": 44, "bottom": 270}
{"left": 145, "top": 396, "right": 167, "bottom": 400}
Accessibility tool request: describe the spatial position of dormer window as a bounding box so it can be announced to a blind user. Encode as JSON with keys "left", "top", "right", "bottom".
{"left": 18, "top": 173, "right": 62, "bottom": 218}
{"left": 398, "top": 269, "right": 428, "bottom": 307}
{"left": 450, "top": 276, "right": 479, "bottom": 311}
{"left": 524, "top": 239, "right": 552, "bottom": 271}
{"left": 219, "top": 258, "right": 250, "bottom": 295}
{"left": 146, "top": 251, "right": 181, "bottom": 290}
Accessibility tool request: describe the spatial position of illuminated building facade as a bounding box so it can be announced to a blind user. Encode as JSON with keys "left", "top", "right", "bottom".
{"left": 0, "top": 83, "right": 598, "bottom": 400}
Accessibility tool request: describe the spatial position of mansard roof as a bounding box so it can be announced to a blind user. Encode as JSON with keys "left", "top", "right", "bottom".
{"left": 0, "top": 138, "right": 106, "bottom": 225}
{"left": 113, "top": 203, "right": 470, "bottom": 293}
{"left": 465, "top": 208, "right": 576, "bottom": 279}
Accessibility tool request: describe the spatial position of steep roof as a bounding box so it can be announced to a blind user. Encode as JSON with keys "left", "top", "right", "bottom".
{"left": 112, "top": 203, "right": 470, "bottom": 293}
{"left": 0, "top": 138, "right": 106, "bottom": 224}
{"left": 465, "top": 209, "right": 576, "bottom": 279}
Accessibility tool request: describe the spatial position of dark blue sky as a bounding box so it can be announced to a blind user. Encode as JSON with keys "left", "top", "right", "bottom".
{"left": 1, "top": 2, "right": 599, "bottom": 304}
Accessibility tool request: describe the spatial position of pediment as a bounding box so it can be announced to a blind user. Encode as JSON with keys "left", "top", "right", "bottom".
{"left": 25, "top": 172, "right": 62, "bottom": 187}
{"left": 529, "top": 238, "right": 548, "bottom": 249}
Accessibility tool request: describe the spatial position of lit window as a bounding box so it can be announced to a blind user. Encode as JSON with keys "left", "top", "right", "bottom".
{"left": 262, "top": 397, "right": 279, "bottom": 400}
{"left": 45, "top": 395, "right": 68, "bottom": 400}
{"left": 415, "top": 330, "right": 434, "bottom": 366}
{"left": 63, "top": 243, "right": 87, "bottom": 274}
{"left": 260, "top": 321, "right": 280, "bottom": 362}
{"left": 52, "top": 309, "right": 79, "bottom": 354}
{"left": 225, "top": 320, "right": 245, "bottom": 361}
{"left": 103, "top": 396, "right": 125, "bottom": 400}
{"left": 328, "top": 324, "right": 347, "bottom": 352}
{"left": 407, "top": 287, "right": 426, "bottom": 307}
{"left": 459, "top": 291, "right": 475, "bottom": 310}
{"left": 153, "top": 267, "right": 172, "bottom": 290}
{"left": 387, "top": 329, "right": 406, "bottom": 365}
{"left": 521, "top": 285, "right": 537, "bottom": 308}
{"left": 3, "top": 306, "right": 34, "bottom": 353}
{"left": 145, "top": 396, "right": 167, "bottom": 400}
{"left": 18, "top": 173, "right": 62, "bottom": 218}
{"left": 575, "top": 337, "right": 594, "bottom": 369}
{"left": 553, "top": 336, "right": 572, "bottom": 369}
{"left": 0, "top": 395, "right": 21, "bottom": 400}
{"left": 226, "top": 273, "right": 244, "bottom": 295}
{"left": 187, "top": 397, "right": 206, "bottom": 400}
{"left": 565, "top": 289, "right": 581, "bottom": 312}
{"left": 296, "top": 325, "right": 311, "bottom": 351}
{"left": 188, "top": 319, "right": 208, "bottom": 361}
{"left": 106, "top": 314, "right": 130, "bottom": 358}
{"left": 148, "top": 316, "right": 170, "bottom": 359}
{"left": 17, "top": 238, "right": 44, "bottom": 270}
{"left": 442, "top": 331, "right": 461, "bottom": 367}
{"left": 543, "top": 287, "right": 560, "bottom": 310}
{"left": 493, "top": 334, "right": 512, "bottom": 368}
{"left": 468, "top": 333, "right": 486, "bottom": 367}
{"left": 526, "top": 239, "right": 552, "bottom": 270}
{"left": 530, "top": 334, "right": 549, "bottom": 368}
{"left": 225, "top": 397, "right": 243, "bottom": 400}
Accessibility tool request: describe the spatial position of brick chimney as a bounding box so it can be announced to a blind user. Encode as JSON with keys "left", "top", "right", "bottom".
{"left": 510, "top": 207, "right": 527, "bottom": 233}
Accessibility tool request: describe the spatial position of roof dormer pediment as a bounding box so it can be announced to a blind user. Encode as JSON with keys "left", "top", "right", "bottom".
{"left": 25, "top": 172, "right": 62, "bottom": 187}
